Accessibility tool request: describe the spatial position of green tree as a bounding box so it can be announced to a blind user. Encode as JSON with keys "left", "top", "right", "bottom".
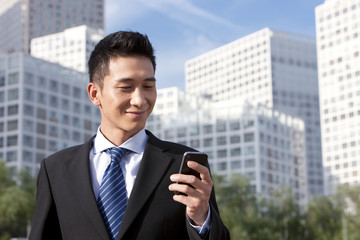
{"left": 214, "top": 174, "right": 282, "bottom": 240}
{"left": 0, "top": 160, "right": 36, "bottom": 240}
{"left": 335, "top": 185, "right": 360, "bottom": 240}
{"left": 263, "top": 187, "right": 305, "bottom": 240}
{"left": 304, "top": 196, "right": 342, "bottom": 240}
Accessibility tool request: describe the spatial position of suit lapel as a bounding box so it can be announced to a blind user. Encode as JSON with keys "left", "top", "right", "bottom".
{"left": 62, "top": 138, "right": 109, "bottom": 240}
{"left": 117, "top": 131, "right": 173, "bottom": 240}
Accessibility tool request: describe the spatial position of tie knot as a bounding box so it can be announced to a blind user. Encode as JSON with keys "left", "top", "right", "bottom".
{"left": 107, "top": 147, "right": 129, "bottom": 164}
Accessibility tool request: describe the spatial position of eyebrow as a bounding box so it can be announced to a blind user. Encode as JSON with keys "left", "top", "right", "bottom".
{"left": 116, "top": 77, "right": 156, "bottom": 82}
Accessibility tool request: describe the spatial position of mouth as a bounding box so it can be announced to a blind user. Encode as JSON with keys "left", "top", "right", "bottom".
{"left": 126, "top": 110, "right": 147, "bottom": 118}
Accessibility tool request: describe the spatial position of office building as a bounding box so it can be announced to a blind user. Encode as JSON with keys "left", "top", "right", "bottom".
{"left": 316, "top": 0, "right": 360, "bottom": 195}
{"left": 0, "top": 0, "right": 104, "bottom": 53}
{"left": 185, "top": 28, "right": 322, "bottom": 197}
{"left": 0, "top": 52, "right": 100, "bottom": 176}
{"left": 31, "top": 25, "right": 104, "bottom": 72}
{"left": 147, "top": 87, "right": 308, "bottom": 205}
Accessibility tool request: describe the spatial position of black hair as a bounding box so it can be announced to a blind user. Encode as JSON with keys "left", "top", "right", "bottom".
{"left": 88, "top": 31, "right": 156, "bottom": 89}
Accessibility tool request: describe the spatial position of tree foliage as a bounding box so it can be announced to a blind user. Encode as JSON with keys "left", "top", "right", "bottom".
{"left": 0, "top": 160, "right": 36, "bottom": 240}
{"left": 214, "top": 174, "right": 360, "bottom": 240}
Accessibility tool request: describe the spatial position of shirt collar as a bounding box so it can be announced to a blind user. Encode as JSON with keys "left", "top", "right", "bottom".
{"left": 93, "top": 127, "right": 148, "bottom": 155}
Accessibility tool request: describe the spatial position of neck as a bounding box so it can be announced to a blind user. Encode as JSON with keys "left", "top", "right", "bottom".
{"left": 99, "top": 127, "right": 139, "bottom": 146}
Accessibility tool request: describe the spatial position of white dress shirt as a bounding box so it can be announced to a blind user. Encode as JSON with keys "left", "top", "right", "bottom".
{"left": 89, "top": 127, "right": 210, "bottom": 235}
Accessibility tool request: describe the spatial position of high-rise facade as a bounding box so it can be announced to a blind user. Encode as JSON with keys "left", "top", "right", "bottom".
{"left": 316, "top": 0, "right": 360, "bottom": 195}
{"left": 185, "top": 28, "right": 322, "bottom": 197}
{"left": 0, "top": 53, "right": 100, "bottom": 176}
{"left": 0, "top": 0, "right": 104, "bottom": 53}
{"left": 31, "top": 25, "right": 104, "bottom": 73}
{"left": 147, "top": 87, "right": 308, "bottom": 205}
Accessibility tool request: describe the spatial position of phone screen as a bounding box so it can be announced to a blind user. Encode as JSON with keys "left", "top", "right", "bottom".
{"left": 175, "top": 152, "right": 208, "bottom": 195}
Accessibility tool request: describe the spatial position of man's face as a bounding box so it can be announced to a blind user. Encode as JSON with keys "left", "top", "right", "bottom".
{"left": 88, "top": 55, "right": 157, "bottom": 141}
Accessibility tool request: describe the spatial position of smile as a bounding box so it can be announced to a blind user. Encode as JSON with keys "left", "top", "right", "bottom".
{"left": 126, "top": 111, "right": 147, "bottom": 117}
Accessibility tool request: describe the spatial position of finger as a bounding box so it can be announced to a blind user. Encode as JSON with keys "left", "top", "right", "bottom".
{"left": 187, "top": 161, "right": 212, "bottom": 182}
{"left": 168, "top": 183, "right": 200, "bottom": 197}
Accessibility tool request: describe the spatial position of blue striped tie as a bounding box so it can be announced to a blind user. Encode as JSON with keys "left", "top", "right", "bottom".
{"left": 97, "top": 147, "right": 129, "bottom": 240}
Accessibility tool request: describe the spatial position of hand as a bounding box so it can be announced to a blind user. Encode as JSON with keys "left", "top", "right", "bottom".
{"left": 169, "top": 161, "right": 213, "bottom": 226}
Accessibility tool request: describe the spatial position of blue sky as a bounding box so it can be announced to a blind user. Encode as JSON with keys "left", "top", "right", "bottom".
{"left": 105, "top": 0, "right": 324, "bottom": 89}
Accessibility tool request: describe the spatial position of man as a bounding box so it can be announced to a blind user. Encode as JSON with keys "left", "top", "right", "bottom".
{"left": 29, "top": 31, "right": 230, "bottom": 240}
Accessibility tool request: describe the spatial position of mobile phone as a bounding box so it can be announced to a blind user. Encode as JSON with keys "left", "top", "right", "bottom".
{"left": 174, "top": 151, "right": 208, "bottom": 195}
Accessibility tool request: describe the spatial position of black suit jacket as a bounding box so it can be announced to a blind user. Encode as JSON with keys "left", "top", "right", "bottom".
{"left": 29, "top": 130, "right": 230, "bottom": 240}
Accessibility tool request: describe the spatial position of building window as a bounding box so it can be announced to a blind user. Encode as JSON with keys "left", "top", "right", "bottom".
{"left": 62, "top": 99, "right": 70, "bottom": 110}
{"left": 73, "top": 117, "right": 81, "bottom": 128}
{"left": 177, "top": 127, "right": 186, "bottom": 138}
{"left": 245, "top": 158, "right": 255, "bottom": 168}
{"left": 37, "top": 92, "right": 46, "bottom": 104}
{"left": 36, "top": 138, "right": 46, "bottom": 150}
{"left": 23, "top": 135, "right": 34, "bottom": 147}
{"left": 62, "top": 83, "right": 70, "bottom": 95}
{"left": 217, "top": 162, "right": 227, "bottom": 171}
{"left": 23, "top": 120, "right": 33, "bottom": 132}
{"left": 23, "top": 104, "right": 34, "bottom": 116}
{"left": 36, "top": 153, "right": 46, "bottom": 164}
{"left": 231, "top": 147, "right": 241, "bottom": 156}
{"left": 0, "top": 72, "right": 5, "bottom": 87}
{"left": 8, "top": 72, "right": 19, "bottom": 85}
{"left": 189, "top": 125, "right": 199, "bottom": 136}
{"left": 23, "top": 150, "right": 33, "bottom": 163}
{"left": 82, "top": 120, "right": 91, "bottom": 131}
{"left": 8, "top": 88, "right": 19, "bottom": 101}
{"left": 61, "top": 128, "right": 69, "bottom": 140}
{"left": 217, "top": 136, "right": 227, "bottom": 145}
{"left": 48, "top": 140, "right": 57, "bottom": 152}
{"left": 24, "top": 72, "right": 34, "bottom": 85}
{"left": 7, "top": 120, "right": 18, "bottom": 131}
{"left": 244, "top": 146, "right": 255, "bottom": 155}
{"left": 49, "top": 126, "right": 58, "bottom": 137}
{"left": 49, "top": 111, "right": 59, "bottom": 122}
{"left": 37, "top": 107, "right": 46, "bottom": 120}
{"left": 231, "top": 161, "right": 241, "bottom": 169}
{"left": 50, "top": 80, "right": 58, "bottom": 92}
{"left": 61, "top": 114, "right": 70, "bottom": 125}
{"left": 36, "top": 123, "right": 46, "bottom": 135}
{"left": 84, "top": 105, "right": 92, "bottom": 116}
{"left": 8, "top": 104, "right": 18, "bottom": 116}
{"left": 203, "top": 138, "right": 213, "bottom": 147}
{"left": 203, "top": 124, "right": 213, "bottom": 134}
{"left": 73, "top": 102, "right": 81, "bottom": 113}
{"left": 190, "top": 139, "right": 199, "bottom": 148}
{"left": 72, "top": 131, "right": 81, "bottom": 141}
{"left": 6, "top": 151, "right": 17, "bottom": 162}
{"left": 244, "top": 132, "right": 255, "bottom": 142}
{"left": 0, "top": 91, "right": 4, "bottom": 102}
{"left": 7, "top": 135, "right": 18, "bottom": 146}
{"left": 37, "top": 76, "right": 46, "bottom": 88}
{"left": 49, "top": 95, "right": 58, "bottom": 108}
{"left": 230, "top": 120, "right": 240, "bottom": 130}
{"left": 73, "top": 87, "right": 81, "bottom": 98}
{"left": 217, "top": 149, "right": 227, "bottom": 158}
{"left": 216, "top": 121, "right": 226, "bottom": 132}
{"left": 230, "top": 135, "right": 240, "bottom": 144}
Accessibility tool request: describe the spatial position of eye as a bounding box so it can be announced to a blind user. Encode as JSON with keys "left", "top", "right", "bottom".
{"left": 117, "top": 86, "right": 133, "bottom": 92}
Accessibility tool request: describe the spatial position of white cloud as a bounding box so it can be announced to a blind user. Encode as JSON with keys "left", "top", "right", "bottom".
{"left": 155, "top": 32, "right": 220, "bottom": 89}
{"left": 135, "top": 0, "right": 242, "bottom": 32}
{"left": 105, "top": 0, "right": 149, "bottom": 32}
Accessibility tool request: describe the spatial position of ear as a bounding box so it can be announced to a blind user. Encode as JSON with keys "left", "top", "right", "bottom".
{"left": 87, "top": 82, "right": 101, "bottom": 106}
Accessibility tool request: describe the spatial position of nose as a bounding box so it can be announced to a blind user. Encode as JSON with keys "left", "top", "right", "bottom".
{"left": 130, "top": 87, "right": 147, "bottom": 108}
